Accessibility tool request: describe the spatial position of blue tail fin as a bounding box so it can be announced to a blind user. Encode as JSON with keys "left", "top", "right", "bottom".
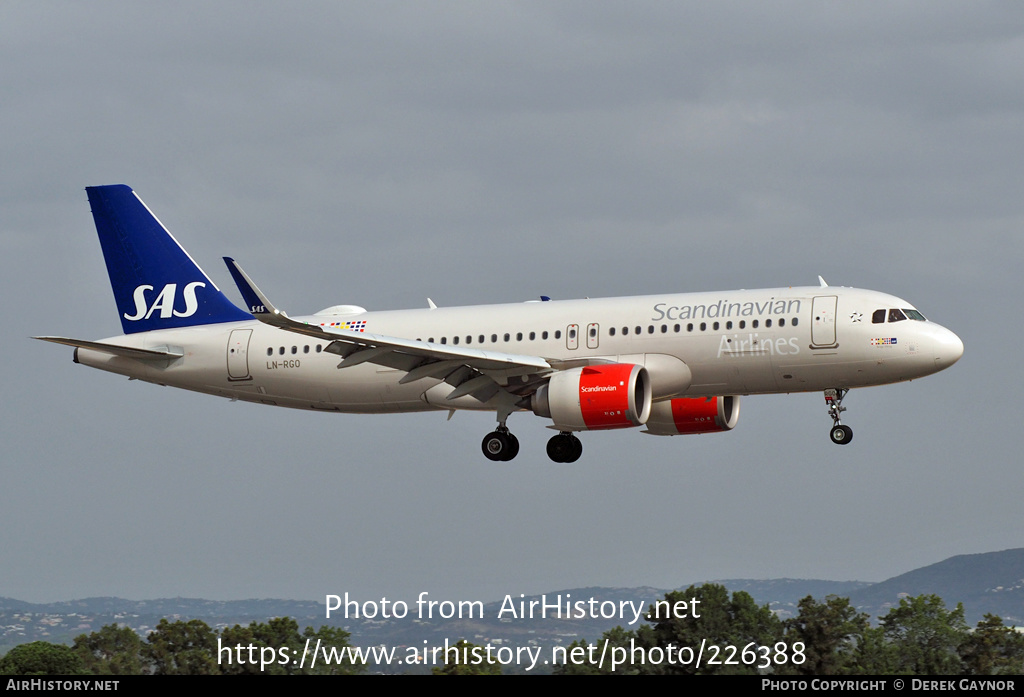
{"left": 86, "top": 185, "right": 253, "bottom": 334}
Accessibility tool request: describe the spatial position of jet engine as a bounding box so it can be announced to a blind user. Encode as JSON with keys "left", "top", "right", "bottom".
{"left": 642, "top": 396, "right": 740, "bottom": 435}
{"left": 531, "top": 364, "right": 652, "bottom": 431}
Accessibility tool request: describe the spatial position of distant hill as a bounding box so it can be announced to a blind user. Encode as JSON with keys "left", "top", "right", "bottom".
{"left": 0, "top": 596, "right": 322, "bottom": 620}
{"left": 846, "top": 548, "right": 1024, "bottom": 625}
{"left": 703, "top": 578, "right": 873, "bottom": 620}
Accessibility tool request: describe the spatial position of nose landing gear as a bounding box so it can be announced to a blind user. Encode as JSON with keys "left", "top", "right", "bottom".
{"left": 824, "top": 388, "right": 853, "bottom": 445}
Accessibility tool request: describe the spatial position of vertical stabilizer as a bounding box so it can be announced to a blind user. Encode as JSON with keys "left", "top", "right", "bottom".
{"left": 86, "top": 185, "right": 252, "bottom": 334}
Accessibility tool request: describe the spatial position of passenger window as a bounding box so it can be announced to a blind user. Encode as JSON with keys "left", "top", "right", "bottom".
{"left": 752, "top": 320, "right": 759, "bottom": 329}
{"left": 661, "top": 324, "right": 667, "bottom": 333}
{"left": 700, "top": 322, "right": 707, "bottom": 331}
{"left": 647, "top": 325, "right": 654, "bottom": 334}
{"left": 453, "top": 336, "right": 459, "bottom": 345}
{"left": 542, "top": 331, "right": 548, "bottom": 340}
{"left": 713, "top": 322, "right": 719, "bottom": 331}
{"left": 555, "top": 330, "right": 562, "bottom": 339}
{"left": 303, "top": 345, "right": 310, "bottom": 354}
{"left": 872, "top": 309, "right": 886, "bottom": 324}
{"left": 687, "top": 323, "right": 694, "bottom": 332}
{"left": 635, "top": 326, "right": 641, "bottom": 335}
{"left": 316, "top": 345, "right": 322, "bottom": 353}
{"left": 530, "top": 331, "right": 536, "bottom": 340}
{"left": 504, "top": 333, "right": 510, "bottom": 342}
{"left": 610, "top": 327, "right": 616, "bottom": 336}
{"left": 266, "top": 347, "right": 273, "bottom": 356}
{"left": 765, "top": 319, "right": 772, "bottom": 328}
{"left": 726, "top": 321, "right": 732, "bottom": 330}
{"left": 778, "top": 318, "right": 785, "bottom": 327}
{"left": 279, "top": 347, "right": 285, "bottom": 355}
{"left": 674, "top": 324, "right": 680, "bottom": 333}
{"left": 791, "top": 317, "right": 798, "bottom": 327}
{"left": 291, "top": 346, "right": 297, "bottom": 354}
{"left": 441, "top": 337, "right": 447, "bottom": 344}
{"left": 739, "top": 320, "right": 745, "bottom": 329}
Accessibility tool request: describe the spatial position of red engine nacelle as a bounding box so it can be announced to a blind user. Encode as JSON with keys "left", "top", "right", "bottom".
{"left": 642, "top": 396, "right": 740, "bottom": 435}
{"left": 532, "top": 363, "right": 652, "bottom": 431}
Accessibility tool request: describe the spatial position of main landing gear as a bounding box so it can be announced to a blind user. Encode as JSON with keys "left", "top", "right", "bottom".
{"left": 481, "top": 403, "right": 584, "bottom": 462}
{"left": 481, "top": 428, "right": 519, "bottom": 461}
{"left": 480, "top": 429, "right": 584, "bottom": 462}
{"left": 547, "top": 432, "right": 583, "bottom": 463}
{"left": 824, "top": 388, "right": 853, "bottom": 445}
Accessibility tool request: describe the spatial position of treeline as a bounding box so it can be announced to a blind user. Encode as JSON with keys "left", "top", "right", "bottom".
{"left": 2, "top": 585, "right": 1023, "bottom": 675}
{"left": 0, "top": 617, "right": 363, "bottom": 675}
{"left": 555, "top": 584, "right": 1024, "bottom": 675}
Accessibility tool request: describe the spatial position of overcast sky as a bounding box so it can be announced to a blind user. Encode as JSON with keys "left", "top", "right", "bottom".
{"left": 1, "top": 2, "right": 1021, "bottom": 606}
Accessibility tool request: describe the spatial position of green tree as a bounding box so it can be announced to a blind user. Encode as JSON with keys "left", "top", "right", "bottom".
{"left": 219, "top": 618, "right": 364, "bottom": 675}
{"left": 72, "top": 623, "right": 144, "bottom": 675}
{"left": 0, "top": 641, "right": 86, "bottom": 676}
{"left": 959, "top": 614, "right": 1024, "bottom": 675}
{"left": 219, "top": 617, "right": 301, "bottom": 675}
{"left": 849, "top": 625, "right": 898, "bottom": 675}
{"left": 876, "top": 594, "right": 968, "bottom": 674}
{"left": 144, "top": 618, "right": 219, "bottom": 675}
{"left": 636, "top": 584, "right": 784, "bottom": 675}
{"left": 554, "top": 627, "right": 639, "bottom": 675}
{"left": 302, "top": 625, "right": 365, "bottom": 675}
{"left": 783, "top": 595, "right": 869, "bottom": 675}
{"left": 431, "top": 640, "right": 502, "bottom": 675}
{"left": 217, "top": 622, "right": 260, "bottom": 675}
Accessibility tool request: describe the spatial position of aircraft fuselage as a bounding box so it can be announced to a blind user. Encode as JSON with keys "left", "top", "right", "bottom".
{"left": 76, "top": 285, "right": 962, "bottom": 416}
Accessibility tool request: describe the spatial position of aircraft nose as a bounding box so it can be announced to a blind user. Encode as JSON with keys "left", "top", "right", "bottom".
{"left": 934, "top": 327, "right": 964, "bottom": 368}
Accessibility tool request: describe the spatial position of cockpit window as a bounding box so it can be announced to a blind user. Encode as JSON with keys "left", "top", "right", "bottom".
{"left": 888, "top": 308, "right": 907, "bottom": 323}
{"left": 872, "top": 309, "right": 886, "bottom": 324}
{"left": 903, "top": 309, "right": 927, "bottom": 321}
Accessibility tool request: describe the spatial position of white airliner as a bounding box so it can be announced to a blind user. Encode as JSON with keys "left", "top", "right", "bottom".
{"left": 37, "top": 185, "right": 964, "bottom": 462}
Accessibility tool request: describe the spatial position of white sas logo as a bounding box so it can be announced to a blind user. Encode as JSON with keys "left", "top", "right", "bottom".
{"left": 123, "top": 282, "right": 205, "bottom": 321}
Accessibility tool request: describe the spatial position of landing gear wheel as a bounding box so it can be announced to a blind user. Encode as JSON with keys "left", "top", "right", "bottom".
{"left": 566, "top": 434, "right": 583, "bottom": 463}
{"left": 823, "top": 388, "right": 853, "bottom": 446}
{"left": 830, "top": 424, "right": 853, "bottom": 445}
{"left": 482, "top": 431, "right": 518, "bottom": 461}
{"left": 547, "top": 433, "right": 582, "bottom": 463}
{"left": 505, "top": 433, "right": 520, "bottom": 460}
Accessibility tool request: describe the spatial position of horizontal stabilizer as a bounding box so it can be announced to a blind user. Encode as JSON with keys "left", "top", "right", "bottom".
{"left": 33, "top": 336, "right": 183, "bottom": 360}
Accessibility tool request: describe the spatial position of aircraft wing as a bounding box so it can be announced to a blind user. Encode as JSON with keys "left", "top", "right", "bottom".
{"left": 224, "top": 258, "right": 597, "bottom": 402}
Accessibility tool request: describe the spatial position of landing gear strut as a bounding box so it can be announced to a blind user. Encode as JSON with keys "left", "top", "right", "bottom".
{"left": 824, "top": 388, "right": 853, "bottom": 445}
{"left": 547, "top": 432, "right": 583, "bottom": 463}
